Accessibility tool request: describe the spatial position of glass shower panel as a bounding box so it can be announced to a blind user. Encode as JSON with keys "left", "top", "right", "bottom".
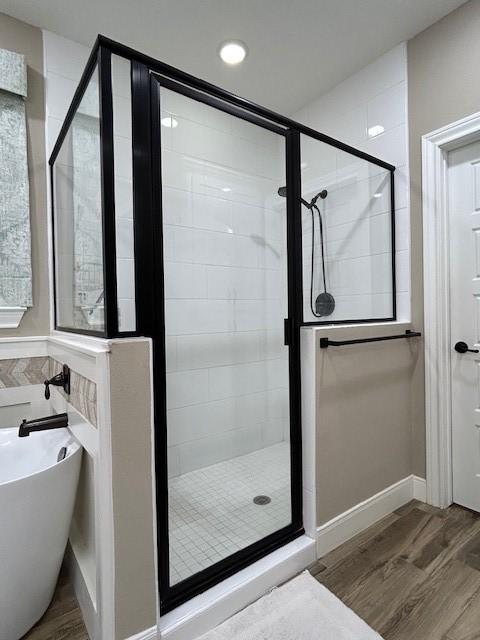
{"left": 53, "top": 66, "right": 104, "bottom": 332}
{"left": 160, "top": 88, "right": 291, "bottom": 586}
{"left": 300, "top": 134, "right": 394, "bottom": 323}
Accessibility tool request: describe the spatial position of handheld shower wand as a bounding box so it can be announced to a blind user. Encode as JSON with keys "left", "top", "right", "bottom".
{"left": 310, "top": 201, "right": 335, "bottom": 317}
{"left": 277, "top": 185, "right": 335, "bottom": 318}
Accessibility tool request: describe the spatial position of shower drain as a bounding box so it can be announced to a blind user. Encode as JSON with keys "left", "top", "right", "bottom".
{"left": 253, "top": 495, "right": 271, "bottom": 505}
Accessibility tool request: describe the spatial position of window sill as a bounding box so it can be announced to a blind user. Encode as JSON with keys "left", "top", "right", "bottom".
{"left": 0, "top": 307, "right": 27, "bottom": 329}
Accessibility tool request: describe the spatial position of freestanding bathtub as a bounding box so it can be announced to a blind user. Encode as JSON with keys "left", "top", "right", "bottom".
{"left": 0, "top": 426, "right": 82, "bottom": 639}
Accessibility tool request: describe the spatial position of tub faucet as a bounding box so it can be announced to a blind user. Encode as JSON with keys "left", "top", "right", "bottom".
{"left": 18, "top": 413, "right": 69, "bottom": 438}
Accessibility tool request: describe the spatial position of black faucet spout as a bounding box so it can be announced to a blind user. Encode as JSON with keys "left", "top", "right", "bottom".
{"left": 18, "top": 413, "right": 69, "bottom": 438}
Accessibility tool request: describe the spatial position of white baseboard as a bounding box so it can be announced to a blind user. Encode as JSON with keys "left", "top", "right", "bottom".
{"left": 413, "top": 475, "right": 427, "bottom": 502}
{"left": 125, "top": 626, "right": 158, "bottom": 640}
{"left": 316, "top": 474, "right": 425, "bottom": 558}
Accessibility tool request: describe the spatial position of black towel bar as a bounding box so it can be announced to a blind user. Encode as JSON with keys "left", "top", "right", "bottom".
{"left": 320, "top": 329, "right": 422, "bottom": 349}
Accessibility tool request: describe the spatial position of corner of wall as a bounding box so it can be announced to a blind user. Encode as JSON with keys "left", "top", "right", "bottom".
{"left": 108, "top": 339, "right": 157, "bottom": 639}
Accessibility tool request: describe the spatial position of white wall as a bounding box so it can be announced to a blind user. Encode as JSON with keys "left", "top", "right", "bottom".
{"left": 294, "top": 43, "right": 410, "bottom": 322}
{"left": 44, "top": 32, "right": 135, "bottom": 332}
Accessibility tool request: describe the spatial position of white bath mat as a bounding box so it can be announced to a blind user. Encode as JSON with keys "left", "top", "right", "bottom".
{"left": 196, "top": 572, "right": 384, "bottom": 640}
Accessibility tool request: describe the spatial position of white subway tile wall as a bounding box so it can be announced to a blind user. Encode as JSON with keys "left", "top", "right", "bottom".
{"left": 294, "top": 43, "right": 410, "bottom": 322}
{"left": 161, "top": 88, "right": 291, "bottom": 481}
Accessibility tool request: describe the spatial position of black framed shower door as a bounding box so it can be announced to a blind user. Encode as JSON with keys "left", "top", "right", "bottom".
{"left": 148, "top": 72, "right": 304, "bottom": 612}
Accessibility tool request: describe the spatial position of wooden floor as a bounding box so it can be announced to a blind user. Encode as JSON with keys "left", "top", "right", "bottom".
{"left": 310, "top": 501, "right": 480, "bottom": 640}
{"left": 22, "top": 567, "right": 88, "bottom": 640}
{"left": 20, "top": 501, "right": 480, "bottom": 640}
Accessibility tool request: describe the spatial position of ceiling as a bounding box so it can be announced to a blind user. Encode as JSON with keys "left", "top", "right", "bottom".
{"left": 0, "top": 0, "right": 467, "bottom": 113}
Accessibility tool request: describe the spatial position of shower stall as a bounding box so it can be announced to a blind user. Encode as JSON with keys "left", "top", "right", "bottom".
{"left": 50, "top": 36, "right": 396, "bottom": 612}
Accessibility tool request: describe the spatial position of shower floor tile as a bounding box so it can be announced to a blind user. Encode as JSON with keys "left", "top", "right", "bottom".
{"left": 169, "top": 442, "right": 291, "bottom": 585}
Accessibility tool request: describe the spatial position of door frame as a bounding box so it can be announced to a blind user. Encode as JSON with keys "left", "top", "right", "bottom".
{"left": 423, "top": 111, "right": 480, "bottom": 508}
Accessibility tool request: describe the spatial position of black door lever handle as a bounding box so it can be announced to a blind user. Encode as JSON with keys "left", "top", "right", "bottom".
{"left": 454, "top": 341, "right": 479, "bottom": 354}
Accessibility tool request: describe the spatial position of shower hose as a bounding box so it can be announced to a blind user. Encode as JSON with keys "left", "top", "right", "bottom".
{"left": 310, "top": 202, "right": 328, "bottom": 318}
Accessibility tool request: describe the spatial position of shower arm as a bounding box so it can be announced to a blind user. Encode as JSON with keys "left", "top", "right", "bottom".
{"left": 301, "top": 196, "right": 312, "bottom": 209}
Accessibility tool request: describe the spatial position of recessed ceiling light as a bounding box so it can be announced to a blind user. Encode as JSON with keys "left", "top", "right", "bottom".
{"left": 218, "top": 40, "right": 247, "bottom": 65}
{"left": 367, "top": 125, "right": 384, "bottom": 138}
{"left": 221, "top": 187, "right": 232, "bottom": 192}
{"left": 161, "top": 116, "right": 178, "bottom": 128}
{"left": 373, "top": 192, "right": 383, "bottom": 198}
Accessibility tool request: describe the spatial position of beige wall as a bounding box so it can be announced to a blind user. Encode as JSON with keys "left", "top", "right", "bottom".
{"left": 314, "top": 324, "right": 421, "bottom": 524}
{"left": 0, "top": 13, "right": 49, "bottom": 337}
{"left": 408, "top": 0, "right": 480, "bottom": 477}
{"left": 109, "top": 340, "right": 157, "bottom": 640}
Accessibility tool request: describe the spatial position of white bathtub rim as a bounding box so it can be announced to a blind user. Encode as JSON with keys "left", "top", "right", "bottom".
{"left": 0, "top": 426, "right": 81, "bottom": 487}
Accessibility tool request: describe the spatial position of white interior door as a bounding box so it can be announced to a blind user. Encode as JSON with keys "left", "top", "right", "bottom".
{"left": 449, "top": 139, "right": 480, "bottom": 513}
